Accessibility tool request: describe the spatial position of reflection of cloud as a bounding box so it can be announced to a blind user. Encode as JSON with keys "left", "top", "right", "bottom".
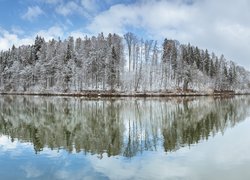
{"left": 1, "top": 98, "right": 250, "bottom": 179}
{"left": 1, "top": 118, "right": 250, "bottom": 180}
{"left": 54, "top": 170, "right": 70, "bottom": 179}
{"left": 0, "top": 136, "right": 18, "bottom": 151}
{"left": 0, "top": 135, "right": 33, "bottom": 157}
{"left": 21, "top": 164, "right": 43, "bottom": 178}
{"left": 86, "top": 152, "right": 189, "bottom": 180}
{"left": 40, "top": 148, "right": 63, "bottom": 158}
{"left": 0, "top": 135, "right": 65, "bottom": 158}
{"left": 54, "top": 168, "right": 101, "bottom": 180}
{"left": 86, "top": 119, "right": 250, "bottom": 180}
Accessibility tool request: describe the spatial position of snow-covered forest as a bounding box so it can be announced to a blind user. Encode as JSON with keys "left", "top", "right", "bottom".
{"left": 0, "top": 32, "right": 250, "bottom": 94}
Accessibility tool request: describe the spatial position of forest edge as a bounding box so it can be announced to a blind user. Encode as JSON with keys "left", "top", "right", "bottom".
{"left": 0, "top": 89, "right": 245, "bottom": 97}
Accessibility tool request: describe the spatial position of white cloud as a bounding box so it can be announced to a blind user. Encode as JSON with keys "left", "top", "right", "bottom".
{"left": 55, "top": 2, "right": 77, "bottom": 16}
{"left": 22, "top": 6, "right": 44, "bottom": 21}
{"left": 55, "top": 1, "right": 89, "bottom": 17}
{"left": 69, "top": 30, "right": 90, "bottom": 39}
{"left": 87, "top": 4, "right": 139, "bottom": 35}
{"left": 87, "top": 1, "right": 196, "bottom": 39}
{"left": 0, "top": 26, "right": 64, "bottom": 51}
{"left": 42, "top": 0, "right": 62, "bottom": 4}
{"left": 0, "top": 28, "right": 33, "bottom": 50}
{"left": 11, "top": 26, "right": 25, "bottom": 35}
{"left": 2, "top": 0, "right": 250, "bottom": 69}
{"left": 86, "top": 0, "right": 250, "bottom": 69}
{"left": 36, "top": 26, "right": 64, "bottom": 40}
{"left": 81, "top": 0, "right": 97, "bottom": 12}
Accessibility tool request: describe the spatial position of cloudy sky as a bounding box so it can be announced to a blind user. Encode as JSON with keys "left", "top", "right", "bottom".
{"left": 0, "top": 0, "right": 250, "bottom": 68}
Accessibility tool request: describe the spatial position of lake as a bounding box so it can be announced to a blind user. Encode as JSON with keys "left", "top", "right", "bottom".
{"left": 0, "top": 95, "right": 250, "bottom": 180}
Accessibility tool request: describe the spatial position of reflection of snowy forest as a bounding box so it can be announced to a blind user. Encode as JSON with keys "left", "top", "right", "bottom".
{"left": 0, "top": 33, "right": 250, "bottom": 93}
{"left": 0, "top": 96, "right": 249, "bottom": 156}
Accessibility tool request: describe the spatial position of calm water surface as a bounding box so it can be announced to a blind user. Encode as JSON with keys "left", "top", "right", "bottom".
{"left": 0, "top": 95, "right": 250, "bottom": 180}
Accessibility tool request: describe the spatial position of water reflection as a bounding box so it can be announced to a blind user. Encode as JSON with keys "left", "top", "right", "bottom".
{"left": 0, "top": 96, "right": 249, "bottom": 157}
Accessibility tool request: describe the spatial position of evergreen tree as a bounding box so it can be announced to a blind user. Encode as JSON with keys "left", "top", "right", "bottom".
{"left": 0, "top": 33, "right": 249, "bottom": 93}
{"left": 204, "top": 49, "right": 210, "bottom": 75}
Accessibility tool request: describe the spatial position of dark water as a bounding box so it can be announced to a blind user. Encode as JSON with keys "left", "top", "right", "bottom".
{"left": 0, "top": 95, "right": 250, "bottom": 180}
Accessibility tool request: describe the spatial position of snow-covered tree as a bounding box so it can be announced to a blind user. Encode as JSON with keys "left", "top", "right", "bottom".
{"left": 0, "top": 32, "right": 249, "bottom": 94}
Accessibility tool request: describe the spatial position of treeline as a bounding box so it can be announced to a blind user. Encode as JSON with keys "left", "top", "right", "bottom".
{"left": 0, "top": 32, "right": 249, "bottom": 93}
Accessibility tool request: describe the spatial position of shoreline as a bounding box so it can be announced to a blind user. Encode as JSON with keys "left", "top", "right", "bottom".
{"left": 0, "top": 91, "right": 248, "bottom": 97}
